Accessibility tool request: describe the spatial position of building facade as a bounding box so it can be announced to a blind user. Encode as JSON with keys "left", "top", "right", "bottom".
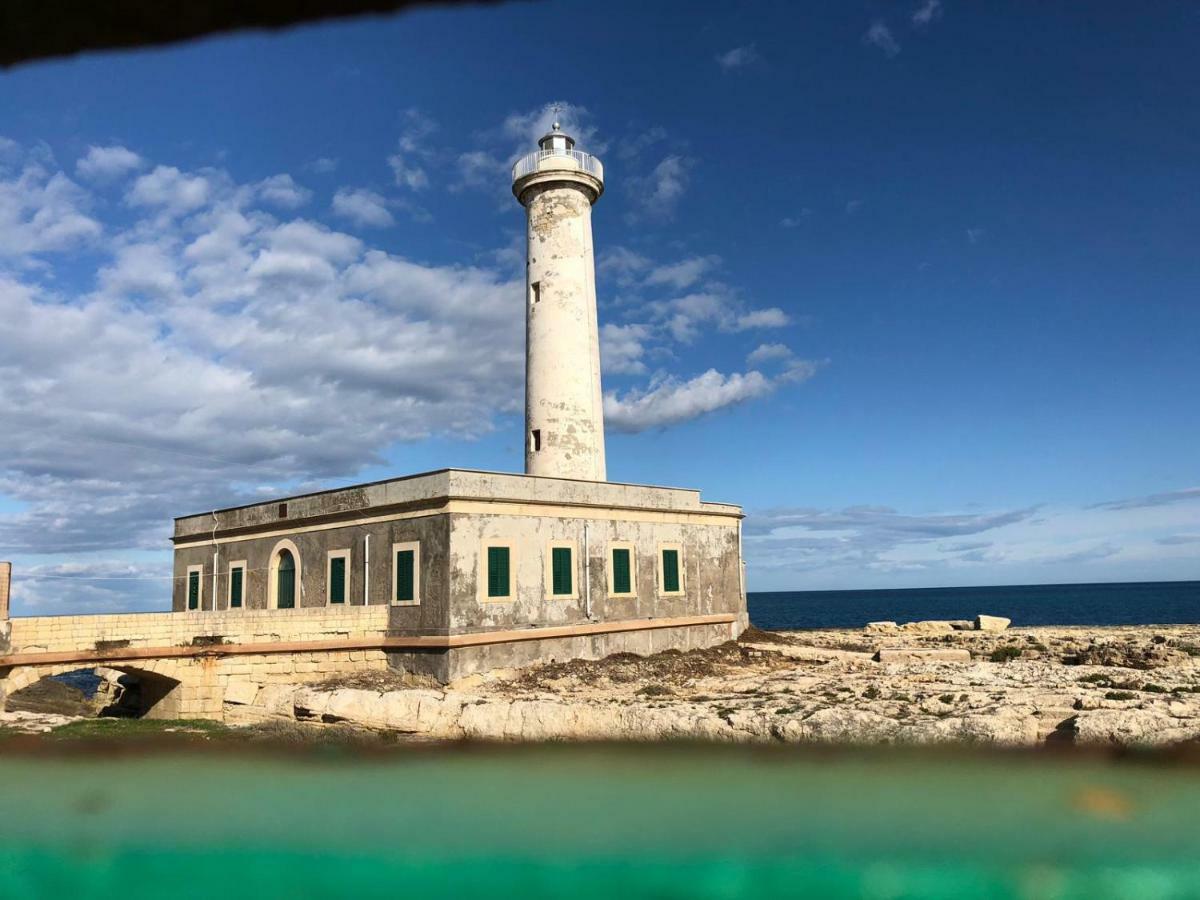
{"left": 170, "top": 123, "right": 747, "bottom": 682}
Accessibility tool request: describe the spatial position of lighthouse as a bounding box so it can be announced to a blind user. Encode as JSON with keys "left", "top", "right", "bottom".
{"left": 512, "top": 121, "right": 607, "bottom": 481}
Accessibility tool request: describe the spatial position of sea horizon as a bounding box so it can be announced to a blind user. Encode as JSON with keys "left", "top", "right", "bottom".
{"left": 747, "top": 579, "right": 1200, "bottom": 630}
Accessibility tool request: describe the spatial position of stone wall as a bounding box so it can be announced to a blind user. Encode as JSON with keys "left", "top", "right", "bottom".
{"left": 7, "top": 604, "right": 390, "bottom": 654}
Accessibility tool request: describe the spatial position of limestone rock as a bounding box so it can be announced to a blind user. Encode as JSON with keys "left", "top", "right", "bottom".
{"left": 223, "top": 681, "right": 259, "bottom": 706}
{"left": 975, "top": 615, "right": 1011, "bottom": 632}
{"left": 865, "top": 621, "right": 899, "bottom": 633}
{"left": 875, "top": 648, "right": 971, "bottom": 663}
{"left": 898, "top": 708, "right": 1039, "bottom": 746}
{"left": 899, "top": 620, "right": 955, "bottom": 635}
{"left": 787, "top": 707, "right": 899, "bottom": 743}
{"left": 1073, "top": 709, "right": 1200, "bottom": 746}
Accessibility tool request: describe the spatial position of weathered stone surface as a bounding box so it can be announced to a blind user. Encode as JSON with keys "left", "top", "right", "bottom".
{"left": 223, "top": 681, "right": 259, "bottom": 706}
{"left": 975, "top": 615, "right": 1011, "bottom": 632}
{"left": 875, "top": 648, "right": 971, "bottom": 663}
{"left": 229, "top": 624, "right": 1200, "bottom": 749}
{"left": 899, "top": 620, "right": 956, "bottom": 635}
{"left": 866, "top": 621, "right": 899, "bottom": 633}
{"left": 1073, "top": 709, "right": 1200, "bottom": 746}
{"left": 897, "top": 708, "right": 1039, "bottom": 746}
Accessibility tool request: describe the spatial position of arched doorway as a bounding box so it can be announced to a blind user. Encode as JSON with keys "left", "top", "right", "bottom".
{"left": 277, "top": 550, "right": 296, "bottom": 609}
{"left": 267, "top": 539, "right": 303, "bottom": 609}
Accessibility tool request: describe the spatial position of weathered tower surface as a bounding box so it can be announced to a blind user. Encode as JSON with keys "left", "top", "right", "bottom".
{"left": 512, "top": 122, "right": 606, "bottom": 481}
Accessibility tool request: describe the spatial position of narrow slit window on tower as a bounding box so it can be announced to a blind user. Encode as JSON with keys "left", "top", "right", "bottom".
{"left": 530, "top": 429, "right": 541, "bottom": 452}
{"left": 530, "top": 281, "right": 541, "bottom": 304}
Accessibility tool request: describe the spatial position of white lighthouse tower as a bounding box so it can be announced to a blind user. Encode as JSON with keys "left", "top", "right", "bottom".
{"left": 512, "top": 121, "right": 607, "bottom": 481}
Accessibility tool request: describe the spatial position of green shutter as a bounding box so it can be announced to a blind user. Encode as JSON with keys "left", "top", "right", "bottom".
{"left": 487, "top": 546, "right": 510, "bottom": 598}
{"left": 187, "top": 571, "right": 200, "bottom": 610}
{"left": 662, "top": 549, "right": 680, "bottom": 593}
{"left": 230, "top": 567, "right": 243, "bottom": 608}
{"left": 612, "top": 548, "right": 631, "bottom": 595}
{"left": 330, "top": 557, "right": 346, "bottom": 604}
{"left": 551, "top": 547, "right": 572, "bottom": 596}
{"left": 395, "top": 550, "right": 414, "bottom": 603}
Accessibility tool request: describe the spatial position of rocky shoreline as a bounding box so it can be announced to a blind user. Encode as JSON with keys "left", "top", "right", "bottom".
{"left": 5, "top": 622, "right": 1199, "bottom": 746}
{"left": 217, "top": 622, "right": 1200, "bottom": 746}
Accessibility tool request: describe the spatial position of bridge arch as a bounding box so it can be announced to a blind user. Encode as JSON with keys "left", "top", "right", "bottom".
{"left": 3, "top": 660, "right": 191, "bottom": 719}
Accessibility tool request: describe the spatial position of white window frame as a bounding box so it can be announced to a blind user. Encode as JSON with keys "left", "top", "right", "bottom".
{"left": 607, "top": 541, "right": 637, "bottom": 598}
{"left": 226, "top": 559, "right": 248, "bottom": 611}
{"left": 185, "top": 564, "right": 205, "bottom": 612}
{"left": 657, "top": 542, "right": 685, "bottom": 597}
{"left": 391, "top": 541, "right": 421, "bottom": 607}
{"left": 326, "top": 549, "right": 351, "bottom": 607}
{"left": 544, "top": 540, "right": 579, "bottom": 600}
{"left": 479, "top": 539, "right": 516, "bottom": 603}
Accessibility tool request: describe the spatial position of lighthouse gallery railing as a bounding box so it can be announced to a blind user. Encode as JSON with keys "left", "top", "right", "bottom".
{"left": 511, "top": 149, "right": 604, "bottom": 182}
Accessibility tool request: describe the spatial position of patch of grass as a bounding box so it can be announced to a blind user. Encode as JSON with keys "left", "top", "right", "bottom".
{"left": 892, "top": 692, "right": 912, "bottom": 702}
{"left": 635, "top": 684, "right": 673, "bottom": 698}
{"left": 1172, "top": 685, "right": 1200, "bottom": 695}
{"left": 1078, "top": 673, "right": 1111, "bottom": 685}
{"left": 989, "top": 647, "right": 1023, "bottom": 663}
{"left": 47, "top": 718, "right": 230, "bottom": 741}
{"left": 939, "top": 694, "right": 956, "bottom": 704}
{"left": 773, "top": 706, "right": 801, "bottom": 716}
{"left": 1179, "top": 645, "right": 1200, "bottom": 657}
{"left": 1104, "top": 691, "right": 1137, "bottom": 701}
{"left": 1141, "top": 683, "right": 1168, "bottom": 694}
{"left": 862, "top": 686, "right": 881, "bottom": 700}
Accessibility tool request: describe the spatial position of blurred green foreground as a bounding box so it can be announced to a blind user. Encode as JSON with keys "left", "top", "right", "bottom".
{"left": 0, "top": 741, "right": 1198, "bottom": 899}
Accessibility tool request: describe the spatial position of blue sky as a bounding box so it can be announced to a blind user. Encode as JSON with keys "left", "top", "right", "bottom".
{"left": 0, "top": 1, "right": 1197, "bottom": 612}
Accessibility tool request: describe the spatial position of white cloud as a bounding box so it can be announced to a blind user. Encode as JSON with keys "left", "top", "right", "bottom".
{"left": 747, "top": 343, "right": 793, "bottom": 366}
{"left": 780, "top": 209, "right": 813, "bottom": 228}
{"left": 126, "top": 165, "right": 212, "bottom": 216}
{"left": 387, "top": 108, "right": 436, "bottom": 191}
{"left": 715, "top": 44, "right": 760, "bottom": 71}
{"left": 644, "top": 255, "right": 720, "bottom": 290}
{"left": 256, "top": 173, "right": 311, "bottom": 209}
{"left": 966, "top": 227, "right": 985, "bottom": 244}
{"left": 0, "top": 163, "right": 100, "bottom": 257}
{"left": 649, "top": 291, "right": 789, "bottom": 342}
{"left": 912, "top": 0, "right": 943, "bottom": 26}
{"left": 864, "top": 21, "right": 901, "bottom": 57}
{"left": 600, "top": 323, "right": 650, "bottom": 375}
{"left": 76, "top": 145, "right": 144, "bottom": 181}
{"left": 308, "top": 157, "right": 339, "bottom": 174}
{"left": 734, "top": 307, "right": 789, "bottom": 330}
{"left": 627, "top": 155, "right": 691, "bottom": 222}
{"left": 605, "top": 369, "right": 774, "bottom": 433}
{"left": 0, "top": 141, "right": 529, "bottom": 572}
{"left": 331, "top": 187, "right": 395, "bottom": 228}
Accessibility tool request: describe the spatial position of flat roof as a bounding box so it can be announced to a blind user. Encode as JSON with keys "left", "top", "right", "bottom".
{"left": 174, "top": 467, "right": 733, "bottom": 521}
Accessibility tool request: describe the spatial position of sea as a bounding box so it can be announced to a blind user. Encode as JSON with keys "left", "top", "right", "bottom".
{"left": 748, "top": 581, "right": 1200, "bottom": 631}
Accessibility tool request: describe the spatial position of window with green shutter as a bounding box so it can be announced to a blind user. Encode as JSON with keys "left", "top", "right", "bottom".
{"left": 487, "top": 546, "right": 510, "bottom": 598}
{"left": 230, "top": 566, "right": 243, "bottom": 608}
{"left": 187, "top": 570, "right": 200, "bottom": 610}
{"left": 612, "top": 548, "right": 632, "bottom": 595}
{"left": 330, "top": 557, "right": 346, "bottom": 604}
{"left": 395, "top": 550, "right": 415, "bottom": 603}
{"left": 662, "top": 549, "right": 680, "bottom": 593}
{"left": 551, "top": 546, "right": 573, "bottom": 596}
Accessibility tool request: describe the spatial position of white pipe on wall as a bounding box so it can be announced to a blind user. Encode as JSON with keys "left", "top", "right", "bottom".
{"left": 210, "top": 511, "right": 219, "bottom": 612}
{"left": 583, "top": 523, "right": 592, "bottom": 619}
{"left": 364, "top": 534, "right": 371, "bottom": 606}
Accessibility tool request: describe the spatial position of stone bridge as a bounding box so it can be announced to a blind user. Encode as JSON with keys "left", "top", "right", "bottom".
{"left": 0, "top": 605, "right": 394, "bottom": 719}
